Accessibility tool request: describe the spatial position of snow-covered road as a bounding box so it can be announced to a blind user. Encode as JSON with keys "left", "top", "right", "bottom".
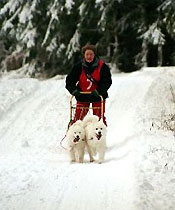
{"left": 1, "top": 68, "right": 175, "bottom": 210}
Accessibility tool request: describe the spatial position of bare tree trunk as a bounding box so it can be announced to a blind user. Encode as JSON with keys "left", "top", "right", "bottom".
{"left": 158, "top": 44, "right": 163, "bottom": 66}
{"left": 142, "top": 39, "right": 148, "bottom": 67}
{"left": 107, "top": 46, "right": 111, "bottom": 58}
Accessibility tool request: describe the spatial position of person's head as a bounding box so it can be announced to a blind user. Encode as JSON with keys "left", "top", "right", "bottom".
{"left": 82, "top": 44, "right": 97, "bottom": 63}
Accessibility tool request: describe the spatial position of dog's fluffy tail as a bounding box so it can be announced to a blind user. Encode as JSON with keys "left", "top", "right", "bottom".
{"left": 83, "top": 115, "right": 99, "bottom": 127}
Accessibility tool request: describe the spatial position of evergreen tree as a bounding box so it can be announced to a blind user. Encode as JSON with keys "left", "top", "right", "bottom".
{"left": 0, "top": 0, "right": 175, "bottom": 76}
{"left": 136, "top": 0, "right": 175, "bottom": 68}
{"left": 159, "top": 0, "right": 175, "bottom": 65}
{"left": 97, "top": 0, "right": 120, "bottom": 67}
{"left": 97, "top": 0, "right": 144, "bottom": 72}
{"left": 0, "top": 0, "right": 78, "bottom": 76}
{"left": 66, "top": 0, "right": 101, "bottom": 64}
{"left": 116, "top": 0, "right": 143, "bottom": 72}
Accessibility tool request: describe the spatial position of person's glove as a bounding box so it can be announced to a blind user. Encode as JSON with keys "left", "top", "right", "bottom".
{"left": 91, "top": 90, "right": 100, "bottom": 98}
{"left": 72, "top": 89, "right": 81, "bottom": 98}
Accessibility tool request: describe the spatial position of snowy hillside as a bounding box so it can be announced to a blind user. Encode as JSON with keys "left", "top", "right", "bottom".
{"left": 0, "top": 67, "right": 175, "bottom": 210}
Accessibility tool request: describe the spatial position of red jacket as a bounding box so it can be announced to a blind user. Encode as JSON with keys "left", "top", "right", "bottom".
{"left": 66, "top": 57, "right": 112, "bottom": 102}
{"left": 78, "top": 59, "right": 104, "bottom": 92}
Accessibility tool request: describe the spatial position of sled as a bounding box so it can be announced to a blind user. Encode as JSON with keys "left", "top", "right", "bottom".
{"left": 69, "top": 91, "right": 104, "bottom": 127}
{"left": 60, "top": 92, "right": 104, "bottom": 150}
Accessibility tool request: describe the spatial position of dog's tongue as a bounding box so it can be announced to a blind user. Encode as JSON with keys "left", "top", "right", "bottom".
{"left": 96, "top": 133, "right": 102, "bottom": 140}
{"left": 73, "top": 137, "right": 80, "bottom": 143}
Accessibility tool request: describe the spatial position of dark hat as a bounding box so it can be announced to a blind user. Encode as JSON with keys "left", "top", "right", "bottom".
{"left": 81, "top": 44, "right": 97, "bottom": 55}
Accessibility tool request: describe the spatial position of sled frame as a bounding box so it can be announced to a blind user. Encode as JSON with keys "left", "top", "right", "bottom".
{"left": 70, "top": 92, "right": 104, "bottom": 122}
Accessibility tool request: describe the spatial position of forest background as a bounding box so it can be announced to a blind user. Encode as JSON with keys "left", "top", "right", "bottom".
{"left": 0, "top": 0, "right": 175, "bottom": 78}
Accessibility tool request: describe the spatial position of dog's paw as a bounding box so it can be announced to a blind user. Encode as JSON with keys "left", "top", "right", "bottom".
{"left": 98, "top": 159, "right": 104, "bottom": 164}
{"left": 90, "top": 158, "right": 95, "bottom": 163}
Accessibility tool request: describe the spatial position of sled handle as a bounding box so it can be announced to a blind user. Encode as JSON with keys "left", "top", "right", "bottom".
{"left": 80, "top": 91, "right": 91, "bottom": 94}
{"left": 70, "top": 92, "right": 104, "bottom": 121}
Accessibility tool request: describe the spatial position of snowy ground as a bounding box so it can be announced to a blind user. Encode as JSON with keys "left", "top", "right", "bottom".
{"left": 0, "top": 67, "right": 175, "bottom": 210}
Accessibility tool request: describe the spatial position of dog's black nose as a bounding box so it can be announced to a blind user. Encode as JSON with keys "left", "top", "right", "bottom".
{"left": 98, "top": 131, "right": 101, "bottom": 135}
{"left": 76, "top": 135, "right": 79, "bottom": 139}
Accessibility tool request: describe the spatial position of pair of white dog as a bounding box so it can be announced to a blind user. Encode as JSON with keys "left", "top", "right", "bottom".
{"left": 66, "top": 115, "right": 107, "bottom": 164}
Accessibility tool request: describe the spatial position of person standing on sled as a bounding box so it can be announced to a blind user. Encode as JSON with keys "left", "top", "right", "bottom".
{"left": 65, "top": 44, "right": 112, "bottom": 126}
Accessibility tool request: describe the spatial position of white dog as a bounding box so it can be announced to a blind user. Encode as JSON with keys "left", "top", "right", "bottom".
{"left": 83, "top": 115, "right": 107, "bottom": 164}
{"left": 66, "top": 120, "right": 85, "bottom": 163}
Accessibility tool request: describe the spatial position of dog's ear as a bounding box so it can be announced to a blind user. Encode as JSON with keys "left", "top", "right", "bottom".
{"left": 99, "top": 118, "right": 107, "bottom": 127}
{"left": 99, "top": 118, "right": 103, "bottom": 123}
{"left": 74, "top": 120, "right": 83, "bottom": 126}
